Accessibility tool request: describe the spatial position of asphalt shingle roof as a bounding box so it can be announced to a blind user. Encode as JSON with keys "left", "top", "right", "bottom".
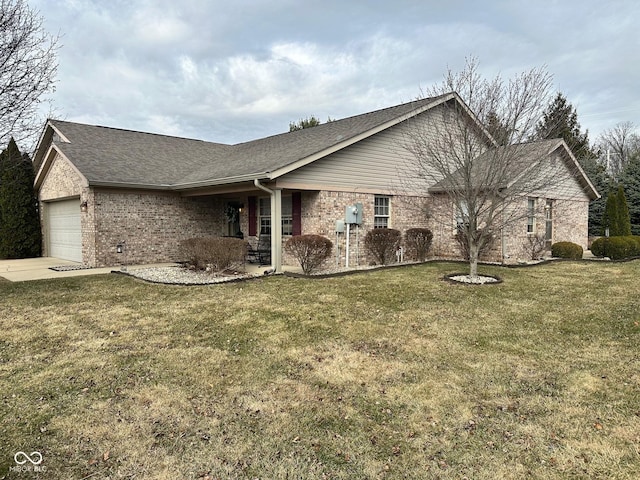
{"left": 47, "top": 96, "right": 444, "bottom": 188}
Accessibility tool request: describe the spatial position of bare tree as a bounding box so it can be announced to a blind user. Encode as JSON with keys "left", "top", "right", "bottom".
{"left": 596, "top": 121, "right": 640, "bottom": 180}
{"left": 0, "top": 0, "right": 59, "bottom": 148}
{"left": 400, "top": 57, "right": 577, "bottom": 277}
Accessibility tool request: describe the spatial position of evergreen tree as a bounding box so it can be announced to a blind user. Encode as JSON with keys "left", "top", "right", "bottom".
{"left": 534, "top": 92, "right": 592, "bottom": 159}
{"left": 619, "top": 154, "right": 640, "bottom": 235}
{"left": 615, "top": 185, "right": 632, "bottom": 236}
{"left": 289, "top": 116, "right": 322, "bottom": 132}
{"left": 602, "top": 189, "right": 618, "bottom": 236}
{"left": 484, "top": 110, "right": 509, "bottom": 146}
{"left": 582, "top": 156, "right": 612, "bottom": 236}
{"left": 0, "top": 138, "right": 41, "bottom": 258}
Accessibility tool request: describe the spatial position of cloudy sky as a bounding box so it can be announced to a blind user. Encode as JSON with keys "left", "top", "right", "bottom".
{"left": 31, "top": 0, "right": 640, "bottom": 145}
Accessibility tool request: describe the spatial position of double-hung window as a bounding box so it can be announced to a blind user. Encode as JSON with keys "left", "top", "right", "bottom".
{"left": 258, "top": 196, "right": 293, "bottom": 235}
{"left": 527, "top": 198, "right": 536, "bottom": 234}
{"left": 456, "top": 200, "right": 469, "bottom": 231}
{"left": 374, "top": 196, "right": 390, "bottom": 228}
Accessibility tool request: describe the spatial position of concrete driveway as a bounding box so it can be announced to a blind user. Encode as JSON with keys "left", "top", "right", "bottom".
{"left": 0, "top": 257, "right": 113, "bottom": 282}
{"left": 0, "top": 257, "right": 175, "bottom": 282}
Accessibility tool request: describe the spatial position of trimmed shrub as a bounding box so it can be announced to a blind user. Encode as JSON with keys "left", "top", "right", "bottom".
{"left": 454, "top": 228, "right": 495, "bottom": 261}
{"left": 551, "top": 241, "right": 583, "bottom": 260}
{"left": 285, "top": 234, "right": 333, "bottom": 274}
{"left": 404, "top": 228, "right": 433, "bottom": 262}
{"left": 591, "top": 236, "right": 640, "bottom": 260}
{"left": 364, "top": 228, "right": 402, "bottom": 265}
{"left": 180, "top": 237, "right": 248, "bottom": 272}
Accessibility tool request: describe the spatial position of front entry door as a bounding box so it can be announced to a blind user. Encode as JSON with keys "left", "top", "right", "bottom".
{"left": 225, "top": 202, "right": 243, "bottom": 238}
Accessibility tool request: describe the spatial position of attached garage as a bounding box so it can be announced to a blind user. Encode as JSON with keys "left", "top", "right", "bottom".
{"left": 47, "top": 199, "right": 82, "bottom": 262}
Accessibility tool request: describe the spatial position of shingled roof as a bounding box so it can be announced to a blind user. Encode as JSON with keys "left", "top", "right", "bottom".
{"left": 429, "top": 138, "right": 599, "bottom": 199}
{"left": 37, "top": 95, "right": 450, "bottom": 190}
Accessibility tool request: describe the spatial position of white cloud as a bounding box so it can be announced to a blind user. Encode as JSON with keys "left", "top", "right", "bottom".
{"left": 28, "top": 0, "right": 640, "bottom": 144}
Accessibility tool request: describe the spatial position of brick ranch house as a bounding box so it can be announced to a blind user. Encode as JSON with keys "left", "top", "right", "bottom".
{"left": 33, "top": 92, "right": 599, "bottom": 272}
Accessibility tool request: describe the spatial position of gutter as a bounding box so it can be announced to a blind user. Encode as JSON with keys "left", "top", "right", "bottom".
{"left": 253, "top": 179, "right": 283, "bottom": 274}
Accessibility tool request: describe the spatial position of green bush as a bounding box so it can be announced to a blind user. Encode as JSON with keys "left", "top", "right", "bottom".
{"left": 551, "top": 241, "right": 583, "bottom": 260}
{"left": 285, "top": 234, "right": 333, "bottom": 274}
{"left": 591, "top": 236, "right": 640, "bottom": 259}
{"left": 404, "top": 228, "right": 433, "bottom": 262}
{"left": 180, "top": 237, "right": 248, "bottom": 272}
{"left": 364, "top": 228, "right": 402, "bottom": 265}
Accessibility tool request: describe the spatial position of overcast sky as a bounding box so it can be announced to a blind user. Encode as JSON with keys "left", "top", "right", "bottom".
{"left": 31, "top": 0, "right": 640, "bottom": 145}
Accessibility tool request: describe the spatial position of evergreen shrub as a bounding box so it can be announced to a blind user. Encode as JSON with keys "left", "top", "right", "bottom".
{"left": 551, "top": 241, "right": 583, "bottom": 260}
{"left": 591, "top": 236, "right": 640, "bottom": 260}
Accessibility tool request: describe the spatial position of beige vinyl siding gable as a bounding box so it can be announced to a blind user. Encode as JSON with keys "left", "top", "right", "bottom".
{"left": 527, "top": 151, "right": 592, "bottom": 202}
{"left": 276, "top": 105, "right": 472, "bottom": 194}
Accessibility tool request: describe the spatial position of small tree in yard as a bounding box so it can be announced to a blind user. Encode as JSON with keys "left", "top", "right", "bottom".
{"left": 364, "top": 228, "right": 401, "bottom": 265}
{"left": 401, "top": 57, "right": 572, "bottom": 278}
{"left": 285, "top": 234, "right": 333, "bottom": 274}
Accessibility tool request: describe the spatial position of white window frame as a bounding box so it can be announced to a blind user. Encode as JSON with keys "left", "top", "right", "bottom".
{"left": 527, "top": 197, "right": 536, "bottom": 235}
{"left": 456, "top": 200, "right": 469, "bottom": 231}
{"left": 374, "top": 196, "right": 390, "bottom": 228}
{"left": 258, "top": 196, "right": 293, "bottom": 236}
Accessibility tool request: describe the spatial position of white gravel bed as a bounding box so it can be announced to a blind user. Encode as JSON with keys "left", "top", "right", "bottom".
{"left": 126, "top": 266, "right": 255, "bottom": 285}
{"left": 448, "top": 274, "right": 500, "bottom": 284}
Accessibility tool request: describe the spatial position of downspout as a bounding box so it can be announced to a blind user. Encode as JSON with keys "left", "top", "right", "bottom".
{"left": 254, "top": 179, "right": 282, "bottom": 273}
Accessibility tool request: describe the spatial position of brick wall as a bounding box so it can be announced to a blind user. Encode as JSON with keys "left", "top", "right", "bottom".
{"left": 289, "top": 190, "right": 431, "bottom": 267}
{"left": 91, "top": 189, "right": 226, "bottom": 267}
{"left": 429, "top": 194, "right": 591, "bottom": 264}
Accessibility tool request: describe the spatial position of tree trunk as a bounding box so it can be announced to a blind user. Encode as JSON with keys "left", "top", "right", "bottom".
{"left": 468, "top": 241, "right": 479, "bottom": 278}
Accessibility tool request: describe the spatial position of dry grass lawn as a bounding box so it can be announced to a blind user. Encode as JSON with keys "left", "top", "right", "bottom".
{"left": 1, "top": 260, "right": 639, "bottom": 479}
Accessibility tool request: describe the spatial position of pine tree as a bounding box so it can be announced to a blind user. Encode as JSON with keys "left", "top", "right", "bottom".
{"left": 620, "top": 154, "right": 640, "bottom": 235}
{"left": 602, "top": 190, "right": 618, "bottom": 236}
{"left": 0, "top": 138, "right": 41, "bottom": 258}
{"left": 615, "top": 185, "right": 631, "bottom": 236}
{"left": 484, "top": 110, "right": 509, "bottom": 146}
{"left": 535, "top": 92, "right": 592, "bottom": 159}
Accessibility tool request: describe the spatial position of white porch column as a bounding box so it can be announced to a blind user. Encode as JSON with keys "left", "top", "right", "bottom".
{"left": 271, "top": 188, "right": 283, "bottom": 273}
{"left": 254, "top": 179, "right": 283, "bottom": 274}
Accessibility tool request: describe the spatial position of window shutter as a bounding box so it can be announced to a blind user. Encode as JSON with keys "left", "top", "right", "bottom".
{"left": 248, "top": 196, "right": 257, "bottom": 236}
{"left": 292, "top": 192, "right": 302, "bottom": 236}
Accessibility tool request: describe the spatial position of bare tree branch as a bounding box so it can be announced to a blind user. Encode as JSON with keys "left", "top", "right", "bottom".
{"left": 0, "top": 0, "right": 59, "bottom": 149}
{"left": 399, "top": 57, "right": 588, "bottom": 276}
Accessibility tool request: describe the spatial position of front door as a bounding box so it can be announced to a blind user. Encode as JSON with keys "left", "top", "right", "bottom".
{"left": 224, "top": 202, "right": 242, "bottom": 238}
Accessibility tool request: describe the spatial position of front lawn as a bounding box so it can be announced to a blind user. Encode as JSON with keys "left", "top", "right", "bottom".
{"left": 1, "top": 261, "right": 639, "bottom": 479}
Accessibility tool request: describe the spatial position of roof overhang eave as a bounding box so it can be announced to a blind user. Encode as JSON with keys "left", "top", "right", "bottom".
{"left": 171, "top": 172, "right": 271, "bottom": 191}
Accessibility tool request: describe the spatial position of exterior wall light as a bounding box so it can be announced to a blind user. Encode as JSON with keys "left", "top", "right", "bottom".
{"left": 80, "top": 201, "right": 88, "bottom": 212}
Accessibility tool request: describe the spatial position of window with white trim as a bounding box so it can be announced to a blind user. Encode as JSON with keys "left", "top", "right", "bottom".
{"left": 456, "top": 200, "right": 469, "bottom": 230}
{"left": 374, "top": 196, "right": 390, "bottom": 228}
{"left": 527, "top": 197, "right": 536, "bottom": 234}
{"left": 258, "top": 196, "right": 293, "bottom": 235}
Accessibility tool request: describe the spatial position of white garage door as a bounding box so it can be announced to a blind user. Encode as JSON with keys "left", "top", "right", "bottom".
{"left": 48, "top": 199, "right": 82, "bottom": 262}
